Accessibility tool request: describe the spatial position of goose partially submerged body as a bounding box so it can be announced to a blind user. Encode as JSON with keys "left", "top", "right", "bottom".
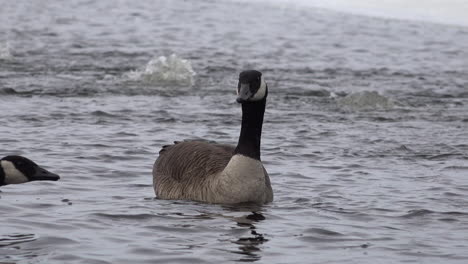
{"left": 0, "top": 156, "right": 60, "bottom": 186}
{"left": 153, "top": 70, "right": 273, "bottom": 204}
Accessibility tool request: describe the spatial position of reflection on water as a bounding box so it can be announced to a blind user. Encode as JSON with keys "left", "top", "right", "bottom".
{"left": 0, "top": 234, "right": 39, "bottom": 264}
{"left": 232, "top": 212, "right": 268, "bottom": 262}
{"left": 221, "top": 205, "right": 269, "bottom": 262}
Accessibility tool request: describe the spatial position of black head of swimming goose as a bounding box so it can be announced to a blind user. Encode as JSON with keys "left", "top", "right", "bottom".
{"left": 0, "top": 156, "right": 60, "bottom": 186}
{"left": 153, "top": 70, "right": 273, "bottom": 204}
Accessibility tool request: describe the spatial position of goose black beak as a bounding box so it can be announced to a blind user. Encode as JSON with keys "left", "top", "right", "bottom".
{"left": 236, "top": 83, "right": 252, "bottom": 103}
{"left": 236, "top": 97, "right": 246, "bottom": 103}
{"left": 31, "top": 167, "right": 60, "bottom": 181}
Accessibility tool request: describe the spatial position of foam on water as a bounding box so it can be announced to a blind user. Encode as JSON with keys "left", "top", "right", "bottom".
{"left": 125, "top": 54, "right": 196, "bottom": 87}
{"left": 337, "top": 91, "right": 394, "bottom": 110}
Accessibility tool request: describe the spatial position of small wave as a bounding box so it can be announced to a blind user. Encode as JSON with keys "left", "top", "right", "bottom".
{"left": 125, "top": 54, "right": 196, "bottom": 87}
{"left": 305, "top": 228, "right": 344, "bottom": 236}
{"left": 401, "top": 209, "right": 434, "bottom": 218}
{"left": 426, "top": 153, "right": 468, "bottom": 160}
{"left": 0, "top": 233, "right": 37, "bottom": 247}
{"left": 90, "top": 110, "right": 119, "bottom": 117}
{"left": 337, "top": 91, "right": 394, "bottom": 110}
{"left": 400, "top": 209, "right": 468, "bottom": 219}
{"left": 93, "top": 213, "right": 165, "bottom": 221}
{"left": 0, "top": 88, "right": 18, "bottom": 95}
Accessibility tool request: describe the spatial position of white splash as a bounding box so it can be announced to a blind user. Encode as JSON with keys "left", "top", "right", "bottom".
{"left": 337, "top": 91, "right": 394, "bottom": 110}
{"left": 0, "top": 43, "right": 13, "bottom": 60}
{"left": 126, "top": 54, "right": 196, "bottom": 87}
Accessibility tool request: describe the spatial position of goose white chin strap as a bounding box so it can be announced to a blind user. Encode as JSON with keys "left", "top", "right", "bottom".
{"left": 1, "top": 160, "right": 28, "bottom": 184}
{"left": 251, "top": 75, "right": 266, "bottom": 101}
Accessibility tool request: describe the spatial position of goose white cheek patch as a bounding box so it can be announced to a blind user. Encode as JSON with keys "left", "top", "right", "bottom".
{"left": 1, "top": 160, "right": 28, "bottom": 184}
{"left": 251, "top": 75, "right": 266, "bottom": 101}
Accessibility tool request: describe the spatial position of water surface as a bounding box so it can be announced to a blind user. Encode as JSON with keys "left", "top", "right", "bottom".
{"left": 1, "top": 0, "right": 468, "bottom": 263}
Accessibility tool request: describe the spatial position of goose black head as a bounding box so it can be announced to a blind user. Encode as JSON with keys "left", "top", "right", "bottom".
{"left": 236, "top": 70, "right": 267, "bottom": 103}
{"left": 0, "top": 156, "right": 60, "bottom": 186}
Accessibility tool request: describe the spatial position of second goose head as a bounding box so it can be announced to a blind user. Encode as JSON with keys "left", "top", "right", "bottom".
{"left": 0, "top": 156, "right": 60, "bottom": 186}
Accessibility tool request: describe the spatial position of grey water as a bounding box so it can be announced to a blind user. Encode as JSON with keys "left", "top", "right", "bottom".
{"left": 1, "top": 0, "right": 468, "bottom": 263}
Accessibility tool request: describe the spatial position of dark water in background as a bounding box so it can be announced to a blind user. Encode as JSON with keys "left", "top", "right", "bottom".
{"left": 1, "top": 0, "right": 468, "bottom": 263}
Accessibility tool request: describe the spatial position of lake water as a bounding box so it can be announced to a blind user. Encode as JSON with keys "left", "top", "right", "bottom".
{"left": 1, "top": 0, "right": 468, "bottom": 263}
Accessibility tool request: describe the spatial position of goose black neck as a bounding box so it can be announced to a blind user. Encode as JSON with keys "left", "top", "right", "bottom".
{"left": 0, "top": 165, "right": 5, "bottom": 186}
{"left": 234, "top": 97, "right": 266, "bottom": 160}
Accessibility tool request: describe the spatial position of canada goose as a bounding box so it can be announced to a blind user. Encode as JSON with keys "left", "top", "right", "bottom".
{"left": 153, "top": 70, "right": 273, "bottom": 204}
{"left": 0, "top": 156, "right": 60, "bottom": 186}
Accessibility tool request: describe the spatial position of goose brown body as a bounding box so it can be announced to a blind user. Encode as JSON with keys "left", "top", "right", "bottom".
{"left": 153, "top": 141, "right": 273, "bottom": 204}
